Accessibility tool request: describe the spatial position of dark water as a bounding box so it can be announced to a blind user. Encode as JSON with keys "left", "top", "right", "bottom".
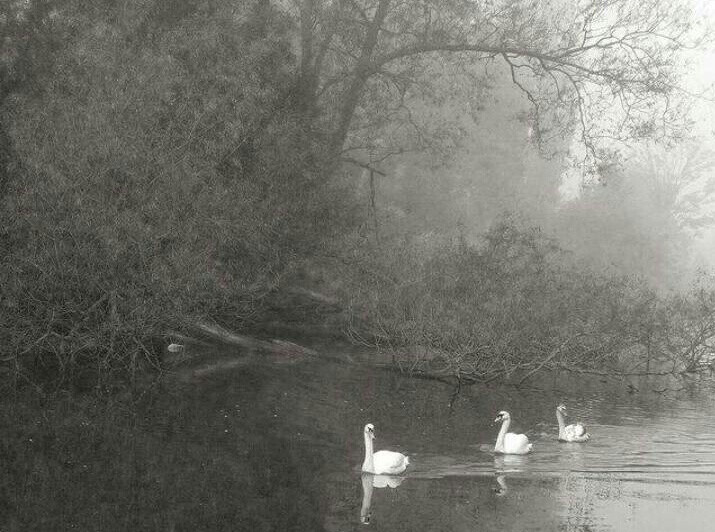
{"left": 4, "top": 347, "right": 715, "bottom": 531}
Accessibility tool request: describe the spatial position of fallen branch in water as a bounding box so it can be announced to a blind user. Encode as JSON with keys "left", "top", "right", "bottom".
{"left": 554, "top": 363, "right": 677, "bottom": 377}
{"left": 186, "top": 321, "right": 318, "bottom": 357}
{"left": 173, "top": 322, "right": 693, "bottom": 387}
{"left": 169, "top": 321, "right": 464, "bottom": 383}
{"left": 517, "top": 336, "right": 576, "bottom": 385}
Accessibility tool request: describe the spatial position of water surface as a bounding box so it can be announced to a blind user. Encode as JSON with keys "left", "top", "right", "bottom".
{"left": 4, "top": 346, "right": 715, "bottom": 531}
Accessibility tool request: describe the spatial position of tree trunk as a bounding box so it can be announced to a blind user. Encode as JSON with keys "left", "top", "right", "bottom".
{"left": 369, "top": 169, "right": 380, "bottom": 244}
{"left": 326, "top": 0, "right": 391, "bottom": 164}
{"left": 0, "top": 123, "right": 17, "bottom": 200}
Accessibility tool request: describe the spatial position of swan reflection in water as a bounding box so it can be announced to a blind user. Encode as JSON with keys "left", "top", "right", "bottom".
{"left": 493, "top": 474, "right": 508, "bottom": 496}
{"left": 492, "top": 453, "right": 529, "bottom": 497}
{"left": 360, "top": 473, "right": 405, "bottom": 525}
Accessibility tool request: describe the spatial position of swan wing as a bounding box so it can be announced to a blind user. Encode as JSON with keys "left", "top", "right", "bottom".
{"left": 564, "top": 424, "right": 590, "bottom": 442}
{"left": 372, "top": 450, "right": 409, "bottom": 474}
{"left": 572, "top": 423, "right": 586, "bottom": 437}
{"left": 503, "top": 433, "right": 532, "bottom": 454}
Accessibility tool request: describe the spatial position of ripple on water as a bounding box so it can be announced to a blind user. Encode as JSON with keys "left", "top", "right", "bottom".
{"left": 218, "top": 361, "right": 715, "bottom": 531}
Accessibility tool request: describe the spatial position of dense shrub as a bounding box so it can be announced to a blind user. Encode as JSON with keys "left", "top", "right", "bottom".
{"left": 339, "top": 218, "right": 715, "bottom": 381}
{"left": 0, "top": 1, "right": 354, "bottom": 389}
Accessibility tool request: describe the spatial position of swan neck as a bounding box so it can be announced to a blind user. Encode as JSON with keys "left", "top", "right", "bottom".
{"left": 556, "top": 409, "right": 566, "bottom": 430}
{"left": 556, "top": 409, "right": 566, "bottom": 438}
{"left": 495, "top": 417, "right": 510, "bottom": 451}
{"left": 362, "top": 432, "right": 374, "bottom": 472}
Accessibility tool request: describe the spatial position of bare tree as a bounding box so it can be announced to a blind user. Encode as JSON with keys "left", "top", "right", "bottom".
{"left": 282, "top": 0, "right": 706, "bottom": 176}
{"left": 629, "top": 142, "right": 715, "bottom": 230}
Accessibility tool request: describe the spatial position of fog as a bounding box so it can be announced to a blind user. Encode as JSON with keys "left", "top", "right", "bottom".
{"left": 2, "top": 0, "right": 715, "bottom": 419}
{"left": 4, "top": 2, "right": 715, "bottom": 530}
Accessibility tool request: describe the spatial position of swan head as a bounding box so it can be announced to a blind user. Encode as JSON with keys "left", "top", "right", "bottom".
{"left": 494, "top": 411, "right": 510, "bottom": 423}
{"left": 557, "top": 404, "right": 567, "bottom": 414}
{"left": 364, "top": 423, "right": 375, "bottom": 439}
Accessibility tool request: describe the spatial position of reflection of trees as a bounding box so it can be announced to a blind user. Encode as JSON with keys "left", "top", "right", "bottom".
{"left": 1, "top": 367, "right": 330, "bottom": 531}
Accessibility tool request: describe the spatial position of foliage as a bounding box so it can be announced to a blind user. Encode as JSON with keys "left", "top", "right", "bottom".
{"left": 553, "top": 141, "right": 715, "bottom": 288}
{"left": 339, "top": 218, "right": 715, "bottom": 382}
{"left": 0, "top": 0, "right": 356, "bottom": 388}
{"left": 0, "top": 0, "right": 713, "bottom": 390}
{"left": 374, "top": 86, "right": 564, "bottom": 240}
{"left": 628, "top": 142, "right": 715, "bottom": 231}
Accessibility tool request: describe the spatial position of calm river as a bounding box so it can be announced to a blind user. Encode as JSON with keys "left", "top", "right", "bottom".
{"left": 4, "top": 346, "right": 715, "bottom": 531}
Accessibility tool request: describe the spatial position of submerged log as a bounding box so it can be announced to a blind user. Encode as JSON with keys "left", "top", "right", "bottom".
{"left": 185, "top": 322, "right": 319, "bottom": 357}
{"left": 165, "top": 322, "right": 320, "bottom": 378}
{"left": 286, "top": 286, "right": 340, "bottom": 306}
{"left": 170, "top": 322, "right": 460, "bottom": 385}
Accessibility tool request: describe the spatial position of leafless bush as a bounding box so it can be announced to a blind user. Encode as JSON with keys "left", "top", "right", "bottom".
{"left": 340, "top": 219, "right": 715, "bottom": 382}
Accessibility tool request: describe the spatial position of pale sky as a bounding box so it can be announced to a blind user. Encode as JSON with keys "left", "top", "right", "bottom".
{"left": 688, "top": 0, "right": 715, "bottom": 137}
{"left": 556, "top": 1, "right": 715, "bottom": 268}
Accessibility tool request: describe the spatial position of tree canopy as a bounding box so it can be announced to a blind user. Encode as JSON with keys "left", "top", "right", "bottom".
{"left": 281, "top": 0, "right": 705, "bottom": 178}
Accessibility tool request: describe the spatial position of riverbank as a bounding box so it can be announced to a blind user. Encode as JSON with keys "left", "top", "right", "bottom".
{"left": 3, "top": 220, "right": 715, "bottom": 395}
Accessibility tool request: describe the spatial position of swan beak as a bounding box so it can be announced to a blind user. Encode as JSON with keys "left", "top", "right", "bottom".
{"left": 493, "top": 416, "right": 501, "bottom": 423}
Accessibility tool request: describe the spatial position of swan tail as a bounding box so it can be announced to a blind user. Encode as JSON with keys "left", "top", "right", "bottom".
{"left": 527, "top": 443, "right": 534, "bottom": 453}
{"left": 404, "top": 455, "right": 410, "bottom": 467}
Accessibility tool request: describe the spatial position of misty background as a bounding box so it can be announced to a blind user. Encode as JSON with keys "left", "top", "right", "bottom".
{"left": 2, "top": 0, "right": 715, "bottom": 386}
{"left": 5, "top": 2, "right": 715, "bottom": 531}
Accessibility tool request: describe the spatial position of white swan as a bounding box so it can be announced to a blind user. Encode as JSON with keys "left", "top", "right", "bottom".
{"left": 361, "top": 423, "right": 410, "bottom": 475}
{"left": 556, "top": 404, "right": 590, "bottom": 442}
{"left": 494, "top": 411, "right": 533, "bottom": 454}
